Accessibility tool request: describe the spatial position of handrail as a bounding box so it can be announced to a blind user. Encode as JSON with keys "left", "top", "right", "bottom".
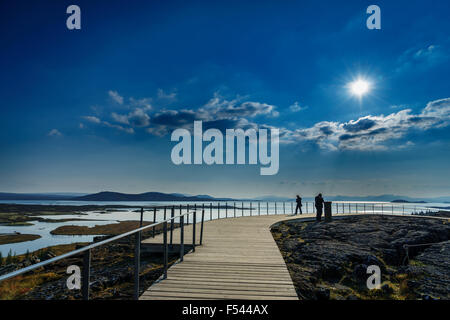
{"left": 0, "top": 200, "right": 448, "bottom": 299}
{"left": 0, "top": 210, "right": 195, "bottom": 283}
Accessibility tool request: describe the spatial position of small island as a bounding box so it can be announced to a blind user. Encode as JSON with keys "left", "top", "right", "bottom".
{"left": 0, "top": 233, "right": 41, "bottom": 245}
{"left": 391, "top": 199, "right": 427, "bottom": 203}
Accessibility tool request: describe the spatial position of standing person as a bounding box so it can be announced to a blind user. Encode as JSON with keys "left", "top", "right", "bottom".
{"left": 315, "top": 193, "right": 324, "bottom": 221}
{"left": 295, "top": 195, "right": 302, "bottom": 215}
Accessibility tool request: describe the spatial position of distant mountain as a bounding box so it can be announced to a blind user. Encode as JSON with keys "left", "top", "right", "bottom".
{"left": 0, "top": 192, "right": 85, "bottom": 200}
{"left": 325, "top": 195, "right": 450, "bottom": 203}
{"left": 251, "top": 194, "right": 450, "bottom": 202}
{"left": 169, "top": 193, "right": 190, "bottom": 198}
{"left": 70, "top": 191, "right": 233, "bottom": 202}
{"left": 391, "top": 199, "right": 427, "bottom": 203}
{"left": 0, "top": 191, "right": 449, "bottom": 203}
{"left": 194, "top": 194, "right": 216, "bottom": 200}
{"left": 252, "top": 195, "right": 294, "bottom": 202}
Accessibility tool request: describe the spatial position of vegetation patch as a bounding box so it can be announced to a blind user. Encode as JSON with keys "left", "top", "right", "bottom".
{"left": 50, "top": 220, "right": 173, "bottom": 235}
{"left": 0, "top": 233, "right": 41, "bottom": 245}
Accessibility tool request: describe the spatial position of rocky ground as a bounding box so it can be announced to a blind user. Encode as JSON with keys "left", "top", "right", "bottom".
{"left": 414, "top": 210, "right": 450, "bottom": 218}
{"left": 271, "top": 215, "right": 450, "bottom": 300}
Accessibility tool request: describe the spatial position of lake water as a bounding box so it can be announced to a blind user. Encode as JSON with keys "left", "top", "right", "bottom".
{"left": 0, "top": 200, "right": 449, "bottom": 256}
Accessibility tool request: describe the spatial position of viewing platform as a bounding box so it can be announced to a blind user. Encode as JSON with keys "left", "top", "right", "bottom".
{"left": 140, "top": 214, "right": 303, "bottom": 300}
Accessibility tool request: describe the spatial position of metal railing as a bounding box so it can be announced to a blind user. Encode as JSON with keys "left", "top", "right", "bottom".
{"left": 0, "top": 207, "right": 204, "bottom": 300}
{"left": 1, "top": 200, "right": 448, "bottom": 299}
{"left": 167, "top": 201, "right": 448, "bottom": 218}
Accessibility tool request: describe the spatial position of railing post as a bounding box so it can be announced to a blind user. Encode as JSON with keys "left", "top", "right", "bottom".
{"left": 364, "top": 203, "right": 366, "bottom": 213}
{"left": 217, "top": 202, "right": 220, "bottom": 219}
{"left": 187, "top": 204, "right": 190, "bottom": 224}
{"left": 283, "top": 202, "right": 286, "bottom": 214}
{"left": 403, "top": 205, "right": 405, "bottom": 215}
{"left": 225, "top": 202, "right": 228, "bottom": 218}
{"left": 200, "top": 209, "right": 205, "bottom": 245}
{"left": 210, "top": 202, "right": 212, "bottom": 220}
{"left": 250, "top": 202, "right": 252, "bottom": 216}
{"left": 266, "top": 202, "right": 269, "bottom": 215}
{"left": 180, "top": 216, "right": 184, "bottom": 262}
{"left": 170, "top": 206, "right": 174, "bottom": 246}
{"left": 234, "top": 202, "right": 236, "bottom": 218}
{"left": 192, "top": 211, "right": 196, "bottom": 252}
{"left": 82, "top": 249, "right": 91, "bottom": 300}
{"left": 275, "top": 202, "right": 277, "bottom": 214}
{"left": 291, "top": 202, "right": 293, "bottom": 214}
{"left": 152, "top": 207, "right": 157, "bottom": 237}
{"left": 134, "top": 230, "right": 141, "bottom": 300}
{"left": 306, "top": 202, "right": 309, "bottom": 214}
{"left": 392, "top": 205, "right": 394, "bottom": 215}
{"left": 259, "top": 202, "right": 261, "bottom": 216}
{"left": 241, "top": 202, "right": 244, "bottom": 216}
{"left": 164, "top": 206, "right": 167, "bottom": 220}
{"left": 163, "top": 222, "right": 168, "bottom": 279}
{"left": 140, "top": 207, "right": 144, "bottom": 227}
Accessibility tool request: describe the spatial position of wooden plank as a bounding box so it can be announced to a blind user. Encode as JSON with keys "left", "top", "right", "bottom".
{"left": 140, "top": 214, "right": 306, "bottom": 300}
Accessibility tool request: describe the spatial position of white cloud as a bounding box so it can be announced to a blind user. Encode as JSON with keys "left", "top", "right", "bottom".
{"left": 128, "top": 108, "right": 150, "bottom": 127}
{"left": 281, "top": 98, "right": 450, "bottom": 151}
{"left": 108, "top": 90, "right": 124, "bottom": 105}
{"left": 289, "top": 102, "right": 307, "bottom": 112}
{"left": 103, "top": 121, "right": 134, "bottom": 134}
{"left": 129, "top": 97, "right": 152, "bottom": 110}
{"left": 202, "top": 94, "right": 278, "bottom": 118}
{"left": 157, "top": 88, "right": 177, "bottom": 102}
{"left": 396, "top": 44, "right": 448, "bottom": 73}
{"left": 83, "top": 116, "right": 101, "bottom": 124}
{"left": 111, "top": 108, "right": 150, "bottom": 127}
{"left": 83, "top": 114, "right": 134, "bottom": 134}
{"left": 143, "top": 94, "right": 278, "bottom": 136}
{"left": 111, "top": 112, "right": 130, "bottom": 125}
{"left": 48, "top": 129, "right": 62, "bottom": 137}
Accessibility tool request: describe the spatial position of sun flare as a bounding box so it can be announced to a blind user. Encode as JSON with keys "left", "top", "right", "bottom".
{"left": 349, "top": 79, "right": 371, "bottom": 97}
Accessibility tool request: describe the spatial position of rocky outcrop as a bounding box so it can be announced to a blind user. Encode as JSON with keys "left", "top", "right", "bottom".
{"left": 271, "top": 215, "right": 450, "bottom": 300}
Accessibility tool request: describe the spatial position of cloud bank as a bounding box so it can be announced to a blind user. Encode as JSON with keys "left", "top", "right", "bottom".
{"left": 81, "top": 91, "right": 450, "bottom": 152}
{"left": 282, "top": 98, "right": 450, "bottom": 151}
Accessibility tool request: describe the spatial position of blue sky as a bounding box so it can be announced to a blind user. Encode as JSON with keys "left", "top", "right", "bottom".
{"left": 0, "top": 0, "right": 449, "bottom": 198}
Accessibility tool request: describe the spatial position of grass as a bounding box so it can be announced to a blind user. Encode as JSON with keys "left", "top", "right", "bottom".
{"left": 0, "top": 243, "right": 89, "bottom": 299}
{"left": 0, "top": 271, "right": 61, "bottom": 300}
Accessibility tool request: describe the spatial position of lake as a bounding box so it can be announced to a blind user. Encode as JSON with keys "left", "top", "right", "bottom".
{"left": 0, "top": 200, "right": 449, "bottom": 256}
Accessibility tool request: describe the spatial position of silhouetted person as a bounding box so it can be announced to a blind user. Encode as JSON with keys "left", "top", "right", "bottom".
{"left": 295, "top": 195, "right": 302, "bottom": 215}
{"left": 315, "top": 193, "right": 324, "bottom": 221}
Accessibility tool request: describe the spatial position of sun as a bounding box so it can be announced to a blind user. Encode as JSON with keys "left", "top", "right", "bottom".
{"left": 348, "top": 78, "right": 371, "bottom": 97}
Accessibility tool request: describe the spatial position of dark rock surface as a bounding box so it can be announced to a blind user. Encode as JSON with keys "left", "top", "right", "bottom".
{"left": 271, "top": 215, "right": 450, "bottom": 300}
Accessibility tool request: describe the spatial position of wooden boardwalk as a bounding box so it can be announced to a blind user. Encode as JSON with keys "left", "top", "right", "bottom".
{"left": 140, "top": 214, "right": 306, "bottom": 300}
